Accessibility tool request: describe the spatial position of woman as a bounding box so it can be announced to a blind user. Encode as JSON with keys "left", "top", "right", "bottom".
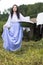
{"left": 2, "top": 4, "right": 31, "bottom": 51}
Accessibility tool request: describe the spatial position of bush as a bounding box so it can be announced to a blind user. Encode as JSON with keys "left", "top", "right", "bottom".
{"left": 0, "top": 21, "right": 6, "bottom": 38}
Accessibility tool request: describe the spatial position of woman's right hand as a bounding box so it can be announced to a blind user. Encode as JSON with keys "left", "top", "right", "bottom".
{"left": 3, "top": 25, "right": 7, "bottom": 29}
{"left": 3, "top": 25, "right": 11, "bottom": 30}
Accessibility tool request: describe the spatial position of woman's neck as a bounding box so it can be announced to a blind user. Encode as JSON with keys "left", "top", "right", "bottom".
{"left": 13, "top": 12, "right": 16, "bottom": 14}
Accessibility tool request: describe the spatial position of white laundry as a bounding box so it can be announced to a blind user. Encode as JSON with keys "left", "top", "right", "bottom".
{"left": 36, "top": 12, "right": 43, "bottom": 25}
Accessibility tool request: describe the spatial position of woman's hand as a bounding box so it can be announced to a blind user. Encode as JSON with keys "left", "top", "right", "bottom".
{"left": 3, "top": 25, "right": 11, "bottom": 30}
{"left": 3, "top": 25, "right": 7, "bottom": 29}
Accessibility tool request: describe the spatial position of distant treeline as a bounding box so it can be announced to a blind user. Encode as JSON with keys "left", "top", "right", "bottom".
{"left": 0, "top": 3, "right": 43, "bottom": 21}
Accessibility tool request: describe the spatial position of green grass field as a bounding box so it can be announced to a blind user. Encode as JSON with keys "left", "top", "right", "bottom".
{"left": 0, "top": 21, "right": 43, "bottom": 65}
{"left": 0, "top": 38, "right": 43, "bottom": 65}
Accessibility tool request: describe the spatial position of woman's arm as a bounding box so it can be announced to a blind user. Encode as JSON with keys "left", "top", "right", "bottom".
{"left": 3, "top": 14, "right": 11, "bottom": 28}
{"left": 20, "top": 13, "right": 33, "bottom": 23}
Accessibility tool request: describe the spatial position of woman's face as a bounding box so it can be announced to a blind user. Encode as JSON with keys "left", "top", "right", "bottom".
{"left": 13, "top": 5, "right": 17, "bottom": 12}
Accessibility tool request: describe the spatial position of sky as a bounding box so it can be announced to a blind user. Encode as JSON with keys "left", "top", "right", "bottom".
{"left": 0, "top": 0, "right": 43, "bottom": 13}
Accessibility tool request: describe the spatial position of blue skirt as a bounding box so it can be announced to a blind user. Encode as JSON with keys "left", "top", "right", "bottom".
{"left": 2, "top": 22, "right": 23, "bottom": 51}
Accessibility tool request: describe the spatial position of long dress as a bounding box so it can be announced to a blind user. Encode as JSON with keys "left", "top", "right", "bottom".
{"left": 1, "top": 13, "right": 32, "bottom": 51}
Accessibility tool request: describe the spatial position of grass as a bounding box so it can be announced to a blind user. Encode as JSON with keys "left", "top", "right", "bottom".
{"left": 0, "top": 21, "right": 43, "bottom": 65}
{"left": 0, "top": 37, "right": 43, "bottom": 65}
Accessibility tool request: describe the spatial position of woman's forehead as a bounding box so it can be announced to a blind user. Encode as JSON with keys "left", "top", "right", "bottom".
{"left": 13, "top": 5, "right": 17, "bottom": 8}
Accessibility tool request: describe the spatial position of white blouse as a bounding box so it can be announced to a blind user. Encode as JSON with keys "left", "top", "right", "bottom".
{"left": 3, "top": 13, "right": 33, "bottom": 28}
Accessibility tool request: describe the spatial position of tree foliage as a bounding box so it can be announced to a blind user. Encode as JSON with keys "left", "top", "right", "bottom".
{"left": 0, "top": 3, "right": 43, "bottom": 21}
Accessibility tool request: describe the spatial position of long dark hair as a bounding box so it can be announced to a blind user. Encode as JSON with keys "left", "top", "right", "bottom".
{"left": 10, "top": 4, "right": 20, "bottom": 19}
